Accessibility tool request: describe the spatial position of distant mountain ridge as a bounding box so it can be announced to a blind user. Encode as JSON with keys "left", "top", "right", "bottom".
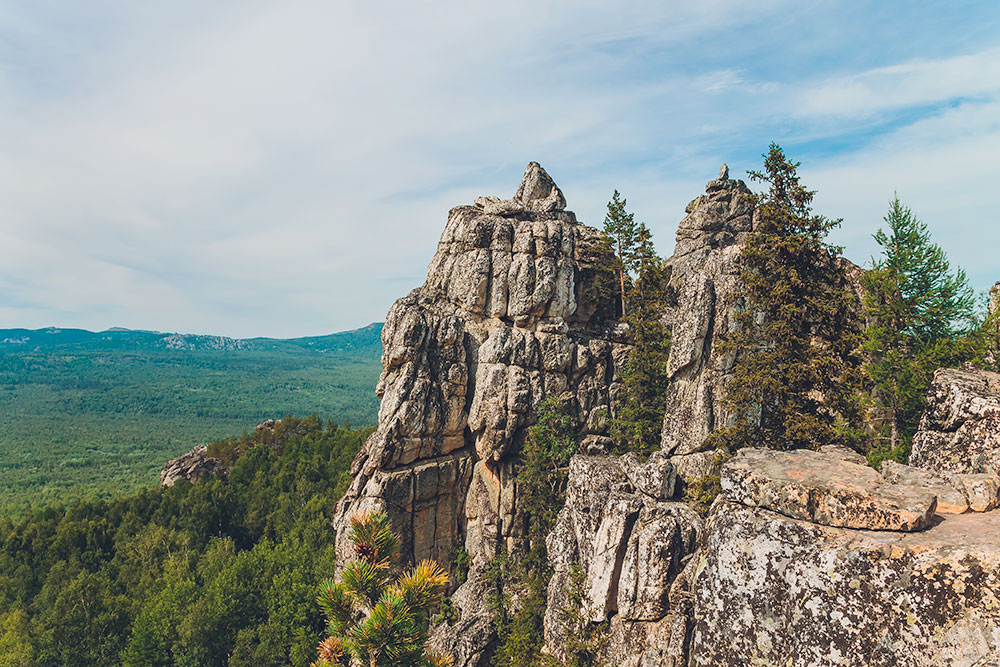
{"left": 0, "top": 321, "right": 383, "bottom": 356}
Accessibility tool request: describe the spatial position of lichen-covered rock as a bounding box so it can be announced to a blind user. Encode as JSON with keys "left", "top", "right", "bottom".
{"left": 721, "top": 448, "right": 937, "bottom": 531}
{"left": 543, "top": 455, "right": 700, "bottom": 667}
{"left": 159, "top": 444, "right": 227, "bottom": 487}
{"left": 879, "top": 460, "right": 970, "bottom": 515}
{"left": 332, "top": 164, "right": 628, "bottom": 667}
{"left": 687, "top": 502, "right": 1000, "bottom": 666}
{"left": 910, "top": 365, "right": 1000, "bottom": 475}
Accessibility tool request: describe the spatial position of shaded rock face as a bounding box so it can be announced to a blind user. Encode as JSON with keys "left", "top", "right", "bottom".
{"left": 333, "top": 164, "right": 627, "bottom": 666}
{"left": 542, "top": 456, "right": 700, "bottom": 667}
{"left": 910, "top": 366, "right": 1000, "bottom": 475}
{"left": 159, "top": 444, "right": 227, "bottom": 487}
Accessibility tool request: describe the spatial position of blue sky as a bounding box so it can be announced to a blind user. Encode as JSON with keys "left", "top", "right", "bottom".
{"left": 1, "top": 1, "right": 998, "bottom": 337}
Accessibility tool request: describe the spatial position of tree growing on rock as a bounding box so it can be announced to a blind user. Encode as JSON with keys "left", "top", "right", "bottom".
{"left": 709, "top": 143, "right": 862, "bottom": 453}
{"left": 610, "top": 223, "right": 672, "bottom": 457}
{"left": 601, "top": 190, "right": 639, "bottom": 318}
{"left": 313, "top": 512, "right": 451, "bottom": 667}
{"left": 863, "top": 196, "right": 977, "bottom": 465}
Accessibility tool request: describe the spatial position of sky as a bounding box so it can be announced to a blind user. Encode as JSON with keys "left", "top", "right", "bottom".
{"left": 1, "top": 1, "right": 998, "bottom": 338}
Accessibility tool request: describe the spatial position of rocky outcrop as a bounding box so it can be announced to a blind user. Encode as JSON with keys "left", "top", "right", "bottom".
{"left": 687, "top": 502, "right": 1000, "bottom": 666}
{"left": 909, "top": 365, "right": 1000, "bottom": 475}
{"left": 542, "top": 456, "right": 699, "bottom": 667}
{"left": 159, "top": 444, "right": 227, "bottom": 487}
{"left": 683, "top": 444, "right": 1000, "bottom": 665}
{"left": 332, "top": 163, "right": 627, "bottom": 666}
{"left": 659, "top": 165, "right": 754, "bottom": 481}
{"left": 328, "top": 159, "right": 1000, "bottom": 667}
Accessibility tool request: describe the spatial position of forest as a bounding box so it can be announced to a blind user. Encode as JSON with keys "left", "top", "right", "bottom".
{"left": 0, "top": 324, "right": 382, "bottom": 516}
{"left": 0, "top": 416, "right": 368, "bottom": 666}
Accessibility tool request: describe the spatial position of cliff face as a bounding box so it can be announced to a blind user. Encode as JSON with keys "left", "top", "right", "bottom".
{"left": 659, "top": 165, "right": 755, "bottom": 482}
{"left": 331, "top": 163, "right": 1000, "bottom": 666}
{"left": 331, "top": 161, "right": 626, "bottom": 572}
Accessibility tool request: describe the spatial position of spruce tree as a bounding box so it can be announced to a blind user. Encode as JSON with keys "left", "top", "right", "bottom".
{"left": 313, "top": 512, "right": 451, "bottom": 667}
{"left": 710, "top": 144, "right": 862, "bottom": 453}
{"left": 863, "top": 196, "right": 977, "bottom": 463}
{"left": 611, "top": 223, "right": 671, "bottom": 457}
{"left": 602, "top": 190, "right": 639, "bottom": 317}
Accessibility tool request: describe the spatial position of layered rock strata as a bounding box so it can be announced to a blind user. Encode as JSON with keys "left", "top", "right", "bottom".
{"left": 721, "top": 447, "right": 938, "bottom": 531}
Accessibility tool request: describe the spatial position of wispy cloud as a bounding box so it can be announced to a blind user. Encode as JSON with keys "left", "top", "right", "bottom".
{"left": 0, "top": 1, "right": 997, "bottom": 336}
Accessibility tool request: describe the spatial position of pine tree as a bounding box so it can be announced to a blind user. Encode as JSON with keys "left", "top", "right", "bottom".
{"left": 313, "top": 512, "right": 452, "bottom": 667}
{"left": 602, "top": 190, "right": 639, "bottom": 317}
{"left": 611, "top": 223, "right": 671, "bottom": 457}
{"left": 710, "top": 144, "right": 862, "bottom": 453}
{"left": 982, "top": 284, "right": 1000, "bottom": 371}
{"left": 863, "top": 196, "right": 977, "bottom": 463}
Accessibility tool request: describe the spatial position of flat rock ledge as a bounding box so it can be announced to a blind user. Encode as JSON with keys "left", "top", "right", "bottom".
{"left": 721, "top": 447, "right": 937, "bottom": 531}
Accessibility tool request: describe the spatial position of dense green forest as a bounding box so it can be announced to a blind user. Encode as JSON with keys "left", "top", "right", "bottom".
{"left": 0, "top": 416, "right": 368, "bottom": 666}
{"left": 0, "top": 324, "right": 382, "bottom": 516}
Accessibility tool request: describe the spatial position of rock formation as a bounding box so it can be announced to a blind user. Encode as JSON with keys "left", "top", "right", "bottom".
{"left": 658, "top": 166, "right": 755, "bottom": 483}
{"left": 543, "top": 455, "right": 699, "bottom": 666}
{"left": 159, "top": 444, "right": 227, "bottom": 487}
{"left": 331, "top": 163, "right": 628, "bottom": 664}
{"left": 909, "top": 365, "right": 1000, "bottom": 475}
{"left": 329, "top": 161, "right": 1000, "bottom": 666}
{"left": 687, "top": 499, "right": 1000, "bottom": 666}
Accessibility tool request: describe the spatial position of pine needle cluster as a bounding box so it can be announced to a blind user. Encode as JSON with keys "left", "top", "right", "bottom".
{"left": 314, "top": 512, "right": 452, "bottom": 667}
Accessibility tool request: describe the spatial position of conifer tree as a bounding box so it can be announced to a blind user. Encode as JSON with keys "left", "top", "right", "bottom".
{"left": 710, "top": 144, "right": 862, "bottom": 453}
{"left": 611, "top": 223, "right": 671, "bottom": 456}
{"left": 863, "top": 196, "right": 977, "bottom": 463}
{"left": 602, "top": 190, "right": 639, "bottom": 317}
{"left": 313, "top": 512, "right": 451, "bottom": 667}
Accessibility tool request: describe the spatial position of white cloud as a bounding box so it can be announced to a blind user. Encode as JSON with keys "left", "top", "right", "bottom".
{"left": 0, "top": 1, "right": 997, "bottom": 336}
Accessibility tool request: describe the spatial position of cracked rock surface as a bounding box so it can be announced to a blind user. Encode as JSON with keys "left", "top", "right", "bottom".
{"left": 910, "top": 365, "right": 1000, "bottom": 475}
{"left": 721, "top": 447, "right": 938, "bottom": 531}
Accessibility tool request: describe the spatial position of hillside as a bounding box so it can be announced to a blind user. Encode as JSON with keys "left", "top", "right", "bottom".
{"left": 0, "top": 323, "right": 383, "bottom": 516}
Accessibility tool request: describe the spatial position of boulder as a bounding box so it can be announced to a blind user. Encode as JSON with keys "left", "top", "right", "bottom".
{"left": 721, "top": 448, "right": 937, "bottom": 531}
{"left": 910, "top": 366, "right": 1000, "bottom": 475}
